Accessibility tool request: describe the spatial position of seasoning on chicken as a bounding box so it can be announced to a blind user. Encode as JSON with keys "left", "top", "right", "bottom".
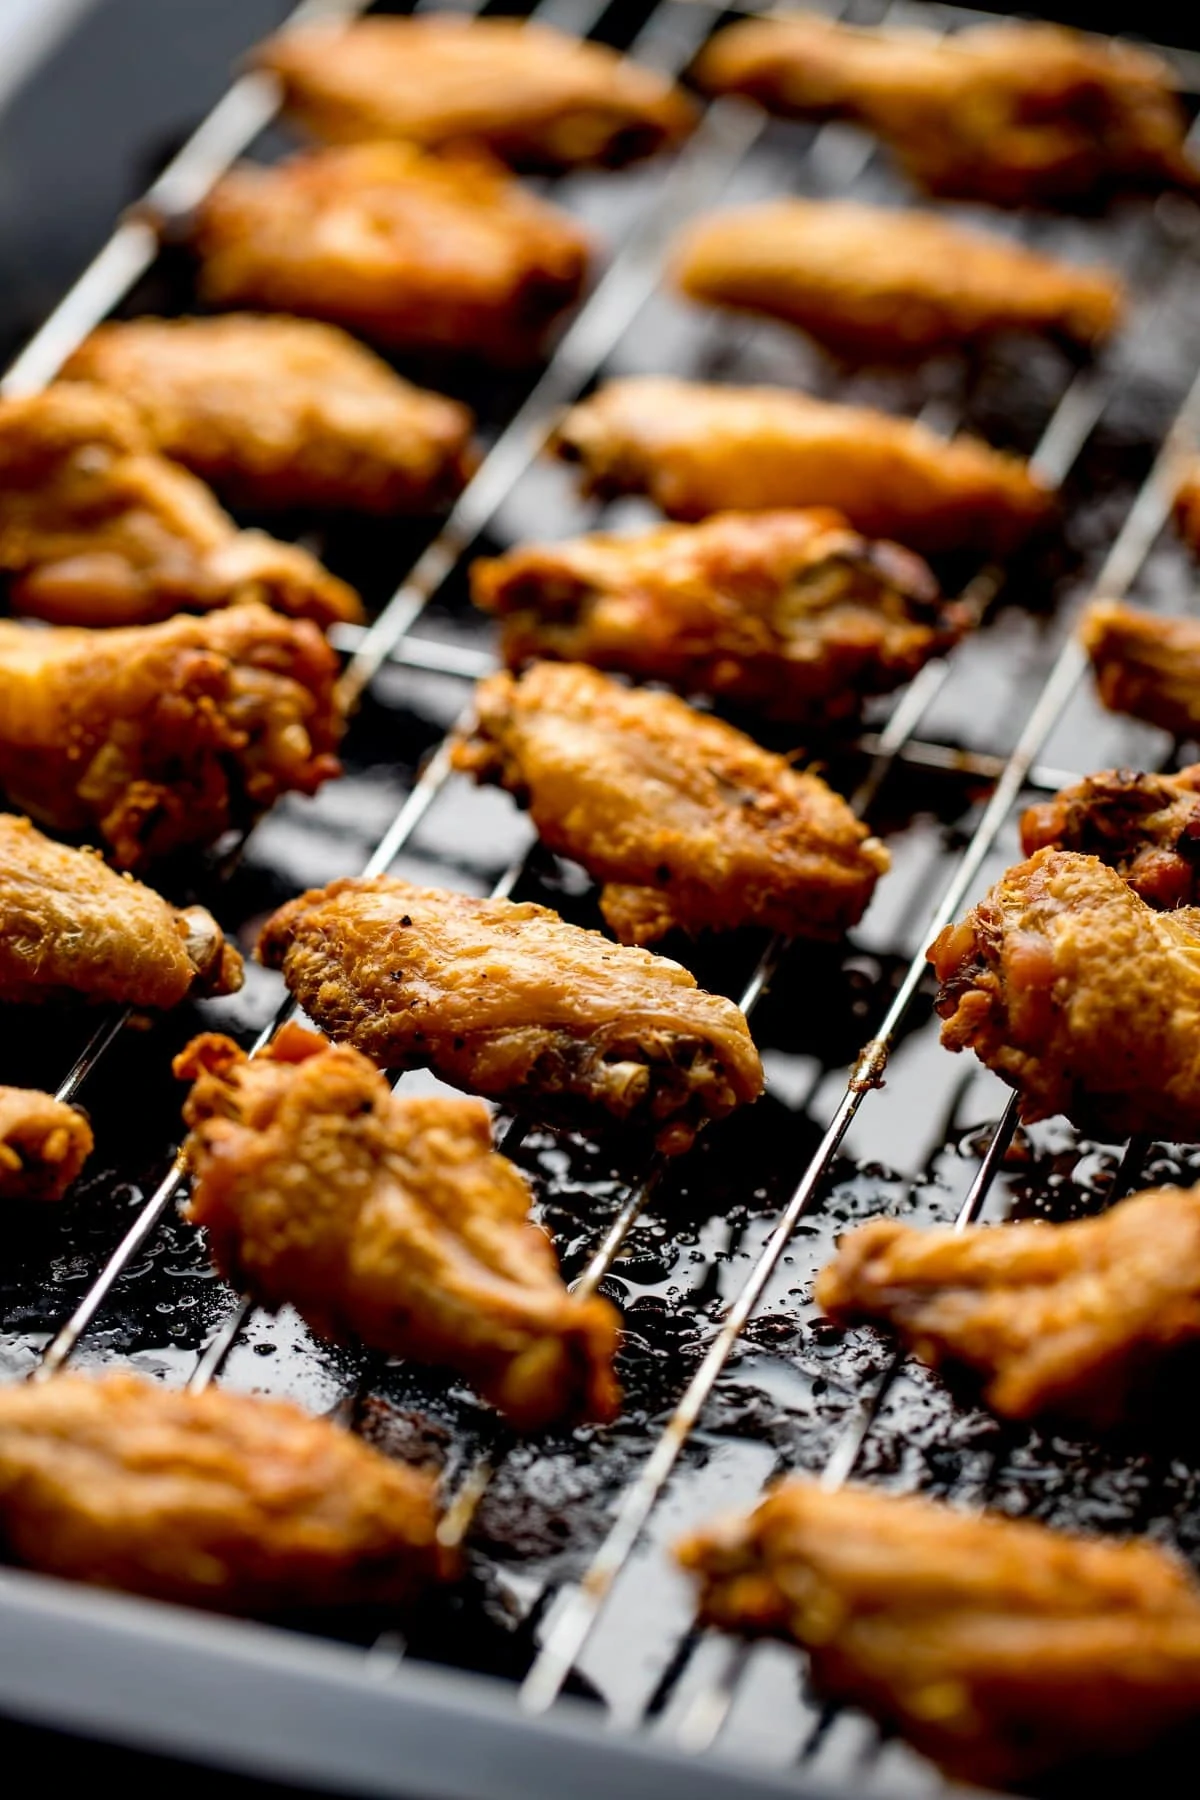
{"left": 693, "top": 13, "right": 1200, "bottom": 209}
{"left": 0, "top": 383, "right": 361, "bottom": 629}
{"left": 63, "top": 317, "right": 474, "bottom": 516}
{"left": 194, "top": 143, "right": 591, "bottom": 364}
{"left": 0, "top": 814, "right": 241, "bottom": 1005}
{"left": 1021, "top": 765, "right": 1200, "bottom": 911}
{"left": 178, "top": 1025, "right": 621, "bottom": 1431}
{"left": 1177, "top": 461, "right": 1200, "bottom": 556}
{"left": 0, "top": 1371, "right": 449, "bottom": 1614}
{"left": 453, "top": 662, "right": 888, "bottom": 944}
{"left": 257, "top": 878, "right": 763, "bottom": 1156}
{"left": 672, "top": 200, "right": 1123, "bottom": 362}
{"left": 677, "top": 1479, "right": 1200, "bottom": 1788}
{"left": 471, "top": 509, "right": 960, "bottom": 726}
{"left": 256, "top": 14, "right": 695, "bottom": 171}
{"left": 552, "top": 379, "right": 1052, "bottom": 555}
{"left": 1083, "top": 600, "right": 1200, "bottom": 742}
{"left": 0, "top": 603, "right": 341, "bottom": 870}
{"left": 0, "top": 1088, "right": 92, "bottom": 1202}
{"left": 928, "top": 846, "right": 1200, "bottom": 1140}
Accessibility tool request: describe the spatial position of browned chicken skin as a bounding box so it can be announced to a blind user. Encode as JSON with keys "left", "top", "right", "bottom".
{"left": 1177, "top": 461, "right": 1200, "bottom": 556}
{"left": 0, "top": 1087, "right": 92, "bottom": 1201}
{"left": 257, "top": 877, "right": 763, "bottom": 1156}
{"left": 817, "top": 1183, "right": 1200, "bottom": 1427}
{"left": 1083, "top": 600, "right": 1200, "bottom": 742}
{"left": 552, "top": 379, "right": 1052, "bottom": 555}
{"left": 453, "top": 662, "right": 888, "bottom": 944}
{"left": 471, "top": 509, "right": 959, "bottom": 726}
{"left": 256, "top": 14, "right": 695, "bottom": 171}
{"left": 0, "top": 1371, "right": 448, "bottom": 1614}
{"left": 0, "top": 384, "right": 361, "bottom": 628}
{"left": 677, "top": 1479, "right": 1200, "bottom": 1787}
{"left": 929, "top": 846, "right": 1200, "bottom": 1139}
{"left": 0, "top": 603, "right": 342, "bottom": 869}
{"left": 694, "top": 13, "right": 1200, "bottom": 209}
{"left": 195, "top": 143, "right": 591, "bottom": 364}
{"left": 1021, "top": 764, "right": 1200, "bottom": 910}
{"left": 177, "top": 1025, "right": 621, "bottom": 1431}
{"left": 63, "top": 317, "right": 475, "bottom": 516}
{"left": 673, "top": 200, "right": 1123, "bottom": 362}
{"left": 0, "top": 814, "right": 241, "bottom": 1005}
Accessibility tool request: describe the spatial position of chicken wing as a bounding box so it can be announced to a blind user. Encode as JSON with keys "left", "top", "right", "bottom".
{"left": 0, "top": 603, "right": 341, "bottom": 869}
{"left": 255, "top": 14, "right": 695, "bottom": 171}
{"left": 0, "top": 1088, "right": 92, "bottom": 1201}
{"left": 0, "top": 814, "right": 241, "bottom": 1005}
{"left": 672, "top": 200, "right": 1123, "bottom": 362}
{"left": 1021, "top": 765, "right": 1200, "bottom": 911}
{"left": 63, "top": 317, "right": 474, "bottom": 516}
{"left": 677, "top": 1479, "right": 1200, "bottom": 1787}
{"left": 453, "top": 662, "right": 888, "bottom": 944}
{"left": 1177, "top": 462, "right": 1200, "bottom": 556}
{"left": 552, "top": 379, "right": 1052, "bottom": 555}
{"left": 928, "top": 846, "right": 1200, "bottom": 1139}
{"left": 1082, "top": 600, "right": 1200, "bottom": 741}
{"left": 178, "top": 1025, "right": 620, "bottom": 1430}
{"left": 0, "top": 1371, "right": 448, "bottom": 1614}
{"left": 257, "top": 878, "right": 763, "bottom": 1156}
{"left": 817, "top": 1183, "right": 1200, "bottom": 1427}
{"left": 194, "top": 143, "right": 591, "bottom": 364}
{"left": 471, "top": 509, "right": 960, "bottom": 726}
{"left": 694, "top": 13, "right": 1200, "bottom": 209}
{"left": 0, "top": 384, "right": 360, "bottom": 629}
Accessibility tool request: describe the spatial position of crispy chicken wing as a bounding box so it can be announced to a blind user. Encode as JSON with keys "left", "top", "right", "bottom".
{"left": 63, "top": 317, "right": 474, "bottom": 516}
{"left": 0, "top": 1088, "right": 92, "bottom": 1201}
{"left": 0, "top": 384, "right": 360, "bottom": 628}
{"left": 552, "top": 379, "right": 1052, "bottom": 555}
{"left": 177, "top": 1025, "right": 621, "bottom": 1431}
{"left": 471, "top": 509, "right": 959, "bottom": 726}
{"left": 0, "top": 814, "right": 241, "bottom": 1005}
{"left": 1021, "top": 764, "right": 1200, "bottom": 911}
{"left": 256, "top": 14, "right": 695, "bottom": 171}
{"left": 257, "top": 878, "right": 763, "bottom": 1156}
{"left": 0, "top": 603, "right": 341, "bottom": 869}
{"left": 1177, "top": 462, "right": 1200, "bottom": 555}
{"left": 672, "top": 200, "right": 1122, "bottom": 362}
{"left": 0, "top": 1371, "right": 447, "bottom": 1614}
{"left": 694, "top": 13, "right": 1200, "bottom": 208}
{"left": 453, "top": 662, "right": 888, "bottom": 944}
{"left": 817, "top": 1182, "right": 1200, "bottom": 1428}
{"left": 1083, "top": 600, "right": 1200, "bottom": 741}
{"left": 195, "top": 143, "right": 591, "bottom": 364}
{"left": 677, "top": 1479, "right": 1200, "bottom": 1787}
{"left": 928, "top": 846, "right": 1200, "bottom": 1139}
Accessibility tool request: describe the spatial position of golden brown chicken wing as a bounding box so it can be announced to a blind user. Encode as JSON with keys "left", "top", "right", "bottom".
{"left": 257, "top": 878, "right": 763, "bottom": 1156}
{"left": 471, "top": 509, "right": 959, "bottom": 726}
{"left": 694, "top": 13, "right": 1200, "bottom": 209}
{"left": 194, "top": 143, "right": 591, "bottom": 364}
{"left": 928, "top": 846, "right": 1200, "bottom": 1139}
{"left": 0, "top": 603, "right": 341, "bottom": 869}
{"left": 1082, "top": 600, "right": 1200, "bottom": 741}
{"left": 0, "top": 384, "right": 361, "bottom": 629}
{"left": 0, "top": 1371, "right": 448, "bottom": 1614}
{"left": 677, "top": 1479, "right": 1200, "bottom": 1787}
{"left": 453, "top": 662, "right": 888, "bottom": 944}
{"left": 177, "top": 1024, "right": 621, "bottom": 1431}
{"left": 817, "top": 1183, "right": 1200, "bottom": 1427}
{"left": 1021, "top": 765, "right": 1200, "bottom": 911}
{"left": 1177, "top": 462, "right": 1200, "bottom": 555}
{"left": 256, "top": 14, "right": 695, "bottom": 171}
{"left": 63, "top": 317, "right": 474, "bottom": 516}
{"left": 672, "top": 200, "right": 1123, "bottom": 362}
{"left": 0, "top": 1087, "right": 92, "bottom": 1201}
{"left": 0, "top": 814, "right": 241, "bottom": 1006}
{"left": 552, "top": 379, "right": 1052, "bottom": 555}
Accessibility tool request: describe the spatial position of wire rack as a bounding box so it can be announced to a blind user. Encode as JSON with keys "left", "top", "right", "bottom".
{"left": 3, "top": 0, "right": 1200, "bottom": 1791}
